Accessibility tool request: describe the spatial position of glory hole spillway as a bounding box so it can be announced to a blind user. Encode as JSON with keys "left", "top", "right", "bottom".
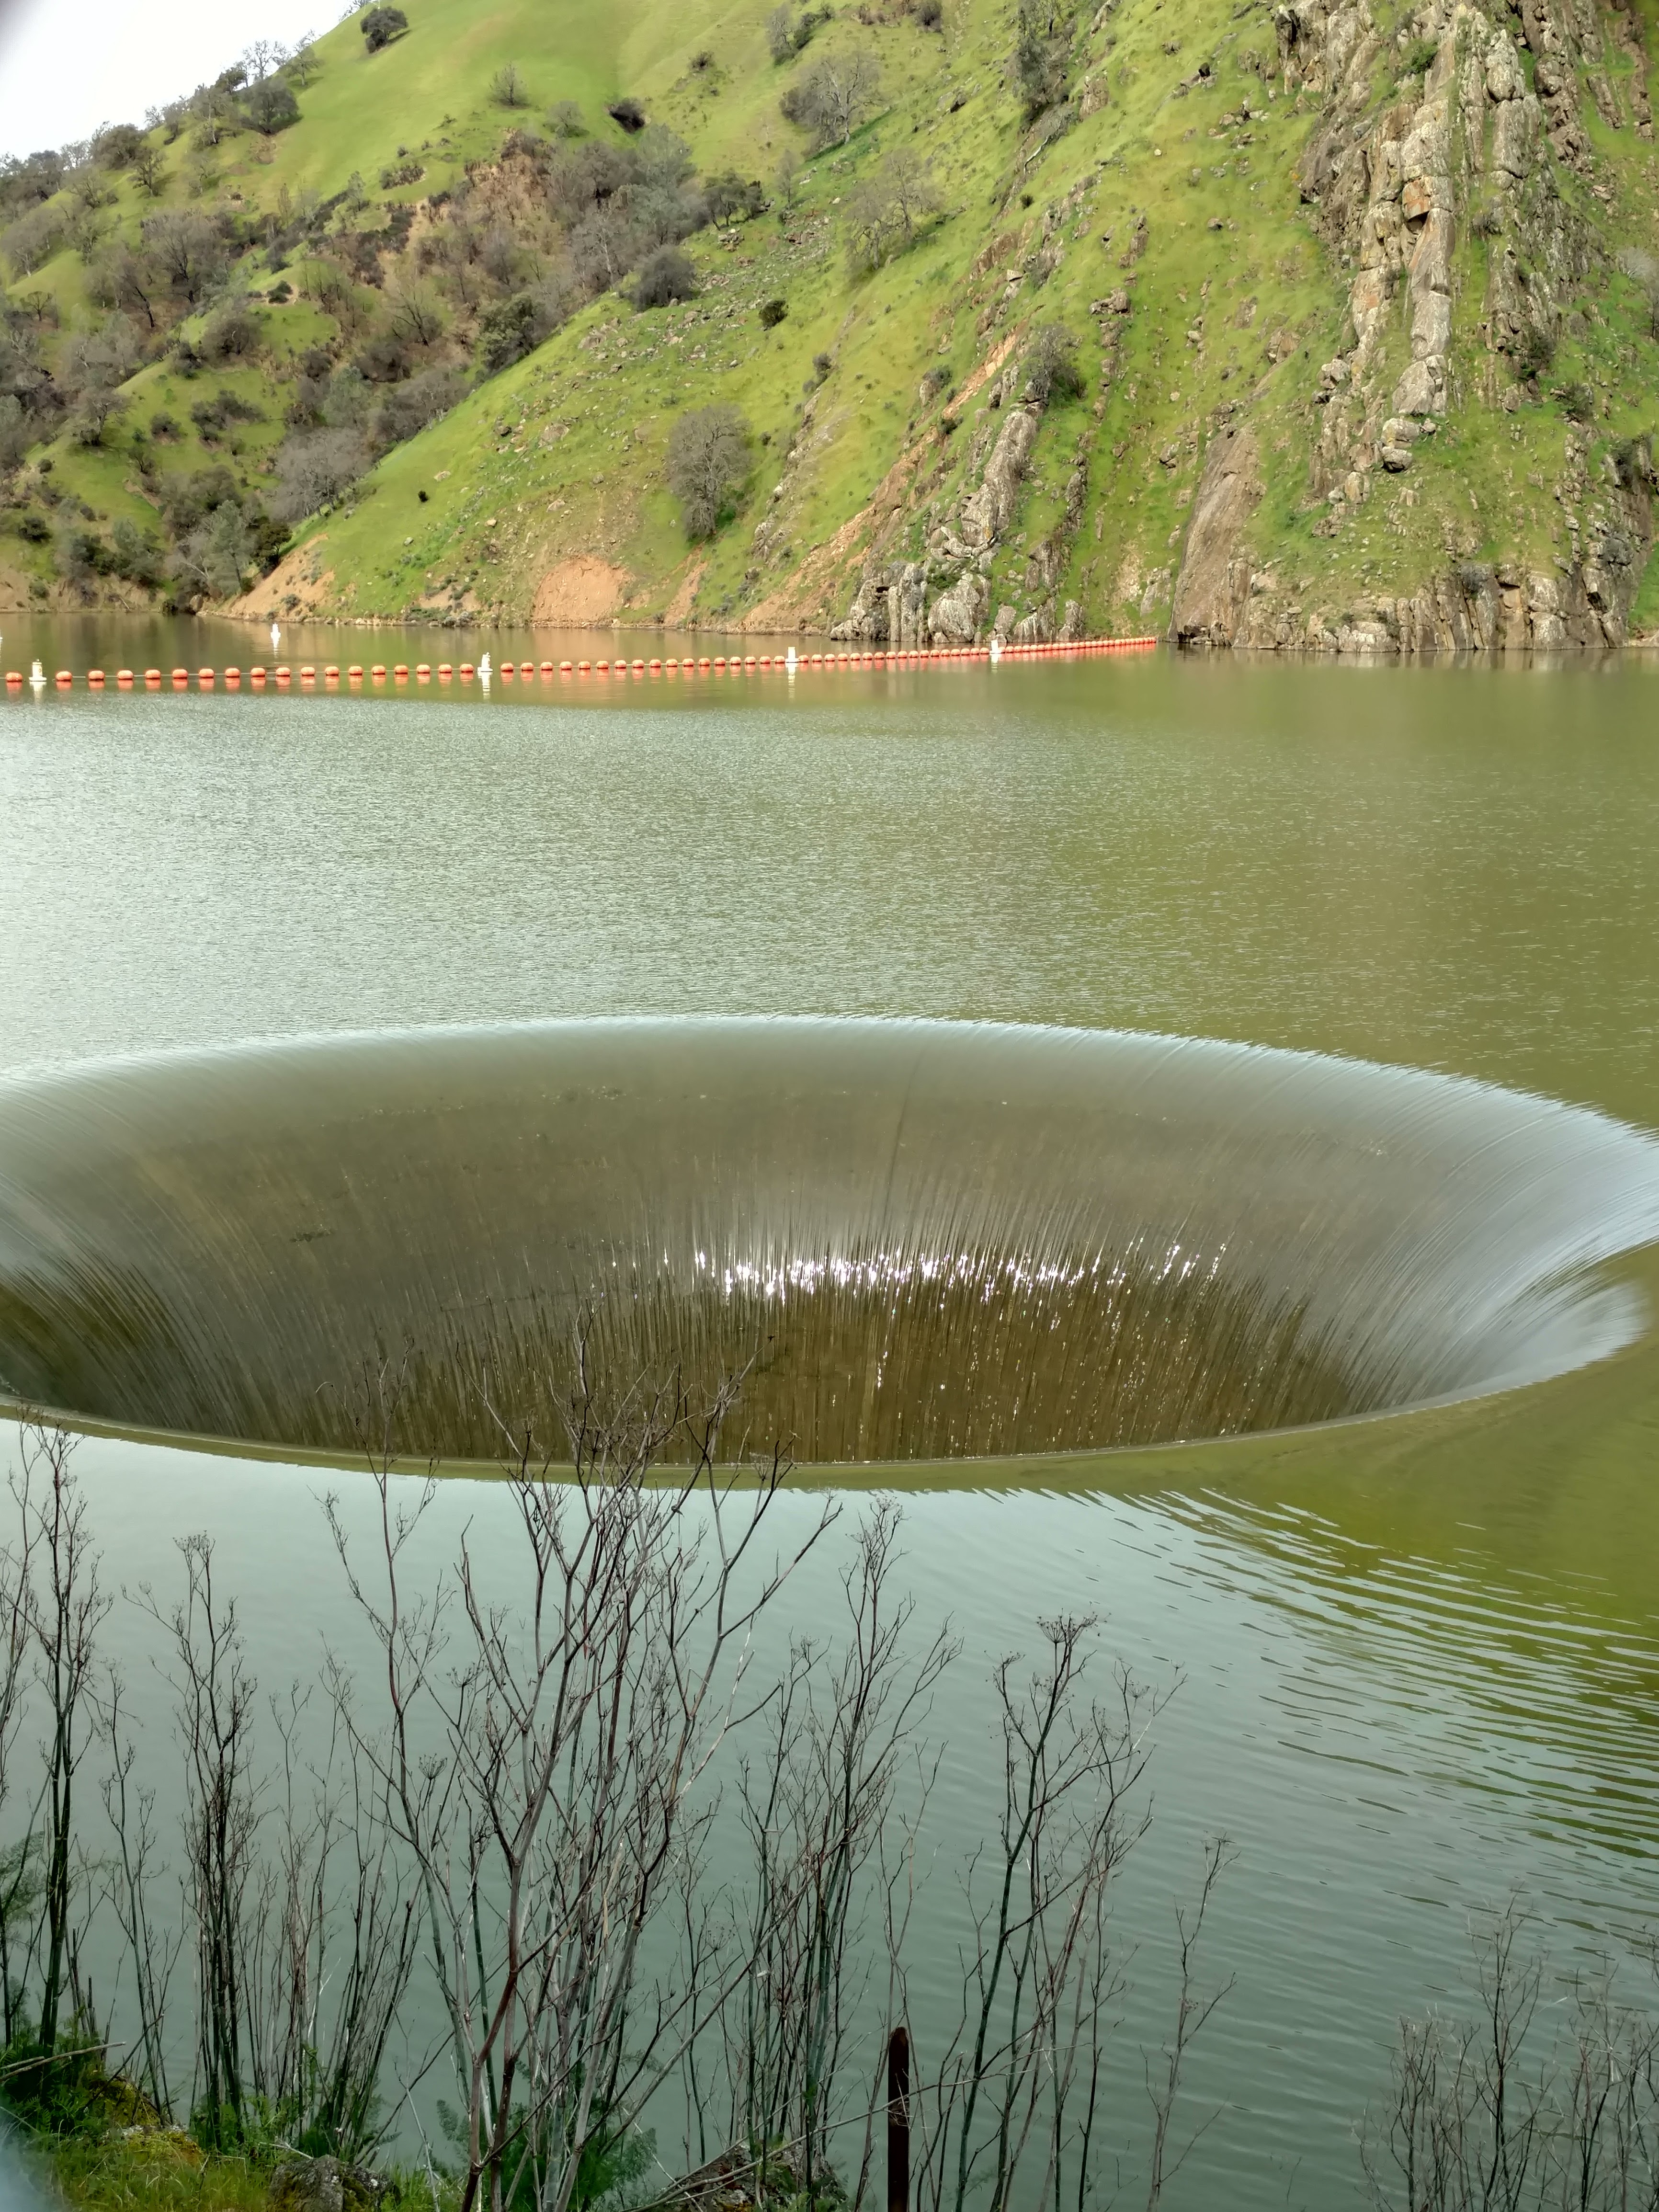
{"left": 0, "top": 1017, "right": 1657, "bottom": 1467}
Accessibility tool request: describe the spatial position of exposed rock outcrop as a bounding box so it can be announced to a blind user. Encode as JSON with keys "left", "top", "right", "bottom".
{"left": 1168, "top": 425, "right": 1264, "bottom": 645}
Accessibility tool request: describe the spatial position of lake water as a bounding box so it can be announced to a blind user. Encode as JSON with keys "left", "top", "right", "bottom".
{"left": 3, "top": 628, "right": 1659, "bottom": 2207}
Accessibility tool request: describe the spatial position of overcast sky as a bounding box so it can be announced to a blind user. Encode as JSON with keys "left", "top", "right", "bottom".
{"left": 0, "top": 0, "right": 332, "bottom": 160}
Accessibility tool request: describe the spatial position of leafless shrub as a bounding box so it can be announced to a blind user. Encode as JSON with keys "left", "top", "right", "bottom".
{"left": 1355, "top": 1903, "right": 1659, "bottom": 2212}
{"left": 272, "top": 427, "right": 367, "bottom": 522}
{"left": 908, "top": 1616, "right": 1173, "bottom": 2212}
{"left": 780, "top": 50, "right": 883, "bottom": 148}
{"left": 325, "top": 1341, "right": 836, "bottom": 2212}
{"left": 845, "top": 149, "right": 940, "bottom": 271}
{"left": 719, "top": 1502, "right": 956, "bottom": 2194}
{"left": 1023, "top": 319, "right": 1084, "bottom": 404}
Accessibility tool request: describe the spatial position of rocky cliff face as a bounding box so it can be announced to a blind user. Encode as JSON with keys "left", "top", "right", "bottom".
{"left": 1161, "top": 0, "right": 1659, "bottom": 649}
{"left": 804, "top": 0, "right": 1659, "bottom": 655}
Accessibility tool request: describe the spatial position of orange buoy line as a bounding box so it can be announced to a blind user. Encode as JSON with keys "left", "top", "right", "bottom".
{"left": 2, "top": 638, "right": 1160, "bottom": 695}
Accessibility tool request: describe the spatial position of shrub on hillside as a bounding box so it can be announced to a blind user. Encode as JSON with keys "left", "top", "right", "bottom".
{"left": 1013, "top": 0, "right": 1069, "bottom": 119}
{"left": 760, "top": 296, "right": 788, "bottom": 328}
{"left": 367, "top": 361, "right": 464, "bottom": 452}
{"left": 631, "top": 245, "right": 699, "bottom": 308}
{"left": 141, "top": 208, "right": 229, "bottom": 303}
{"left": 779, "top": 50, "right": 881, "bottom": 148}
{"left": 1023, "top": 320, "right": 1083, "bottom": 404}
{"left": 0, "top": 394, "right": 28, "bottom": 473}
{"left": 706, "top": 172, "right": 767, "bottom": 226}
{"left": 1, "top": 204, "right": 64, "bottom": 280}
{"left": 272, "top": 427, "right": 366, "bottom": 522}
{"left": 767, "top": 5, "right": 834, "bottom": 61}
{"left": 242, "top": 78, "right": 300, "bottom": 133}
{"left": 489, "top": 64, "right": 531, "bottom": 109}
{"left": 200, "top": 303, "right": 262, "bottom": 361}
{"left": 547, "top": 100, "right": 587, "bottom": 137}
{"left": 476, "top": 280, "right": 572, "bottom": 374}
{"left": 94, "top": 123, "right": 146, "bottom": 171}
{"left": 361, "top": 6, "right": 408, "bottom": 53}
{"left": 666, "top": 402, "right": 750, "bottom": 537}
{"left": 608, "top": 98, "right": 647, "bottom": 132}
{"left": 170, "top": 498, "right": 256, "bottom": 600}
{"left": 844, "top": 147, "right": 939, "bottom": 270}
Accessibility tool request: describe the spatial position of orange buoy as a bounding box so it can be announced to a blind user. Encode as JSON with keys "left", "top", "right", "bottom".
{"left": 324, "top": 665, "right": 340, "bottom": 683}
{"left": 438, "top": 663, "right": 453, "bottom": 679}
{"left": 649, "top": 658, "right": 662, "bottom": 673}
{"left": 460, "top": 663, "right": 476, "bottom": 681}
{"left": 387, "top": 665, "right": 402, "bottom": 681}
{"left": 171, "top": 668, "right": 189, "bottom": 687}
{"left": 197, "top": 668, "right": 215, "bottom": 686}
{"left": 349, "top": 665, "right": 364, "bottom": 680}
{"left": 578, "top": 659, "right": 591, "bottom": 673}
{"left": 298, "top": 665, "right": 315, "bottom": 684}
{"left": 55, "top": 670, "right": 72, "bottom": 687}
{"left": 4, "top": 671, "right": 22, "bottom": 687}
{"left": 251, "top": 667, "right": 267, "bottom": 687}
{"left": 88, "top": 669, "right": 105, "bottom": 686}
{"left": 559, "top": 660, "right": 572, "bottom": 675}
{"left": 225, "top": 668, "right": 242, "bottom": 688}
{"left": 540, "top": 661, "right": 555, "bottom": 677}
{"left": 115, "top": 669, "right": 134, "bottom": 686}
{"left": 145, "top": 669, "right": 162, "bottom": 685}
{"left": 416, "top": 664, "right": 431, "bottom": 680}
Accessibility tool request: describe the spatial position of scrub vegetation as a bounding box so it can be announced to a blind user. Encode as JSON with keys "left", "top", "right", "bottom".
{"left": 1, "top": 0, "right": 1659, "bottom": 645}
{"left": 0, "top": 1402, "right": 1230, "bottom": 2212}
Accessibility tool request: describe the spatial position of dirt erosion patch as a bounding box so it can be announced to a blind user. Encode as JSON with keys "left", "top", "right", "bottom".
{"left": 532, "top": 557, "right": 630, "bottom": 626}
{"left": 231, "top": 540, "right": 335, "bottom": 622}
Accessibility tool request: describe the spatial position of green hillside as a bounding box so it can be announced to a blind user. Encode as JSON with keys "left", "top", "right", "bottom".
{"left": 4, "top": 0, "right": 1659, "bottom": 648}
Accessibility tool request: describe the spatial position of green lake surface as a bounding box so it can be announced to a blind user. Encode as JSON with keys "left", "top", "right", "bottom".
{"left": 3, "top": 633, "right": 1659, "bottom": 2206}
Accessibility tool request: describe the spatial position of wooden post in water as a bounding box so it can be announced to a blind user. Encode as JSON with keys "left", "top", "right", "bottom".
{"left": 887, "top": 2026, "right": 910, "bottom": 2212}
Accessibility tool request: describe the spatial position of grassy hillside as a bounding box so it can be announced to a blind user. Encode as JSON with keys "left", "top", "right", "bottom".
{"left": 4, "top": 0, "right": 1659, "bottom": 648}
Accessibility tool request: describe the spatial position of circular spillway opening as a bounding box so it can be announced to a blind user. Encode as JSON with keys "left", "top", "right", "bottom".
{"left": 0, "top": 1019, "right": 1656, "bottom": 1464}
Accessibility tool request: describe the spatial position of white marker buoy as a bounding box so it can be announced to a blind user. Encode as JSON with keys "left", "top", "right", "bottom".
{"left": 270, "top": 623, "right": 281, "bottom": 657}
{"left": 785, "top": 647, "right": 798, "bottom": 675}
{"left": 989, "top": 638, "right": 1002, "bottom": 665}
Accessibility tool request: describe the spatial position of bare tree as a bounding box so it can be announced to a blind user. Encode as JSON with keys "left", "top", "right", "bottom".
{"left": 102, "top": 1675, "right": 182, "bottom": 2118}
{"left": 25, "top": 1423, "right": 111, "bottom": 2050}
{"left": 846, "top": 151, "right": 940, "bottom": 271}
{"left": 905, "top": 1617, "right": 1164, "bottom": 2212}
{"left": 666, "top": 405, "right": 751, "bottom": 538}
{"left": 139, "top": 1534, "right": 263, "bottom": 2148}
{"left": 781, "top": 51, "right": 882, "bottom": 148}
{"left": 1142, "top": 1836, "right": 1234, "bottom": 2210}
{"left": 326, "top": 1344, "right": 836, "bottom": 2212}
{"left": 725, "top": 1502, "right": 956, "bottom": 2198}
{"left": 0, "top": 1436, "right": 39, "bottom": 2046}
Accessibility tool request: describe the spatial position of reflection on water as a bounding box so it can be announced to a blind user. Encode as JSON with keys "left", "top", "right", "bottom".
{"left": 1, "top": 1020, "right": 1657, "bottom": 1461}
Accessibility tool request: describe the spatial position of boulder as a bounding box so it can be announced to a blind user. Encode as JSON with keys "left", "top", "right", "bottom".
{"left": 959, "top": 409, "right": 1041, "bottom": 551}
{"left": 929, "top": 570, "right": 990, "bottom": 643}
{"left": 270, "top": 2159, "right": 383, "bottom": 2212}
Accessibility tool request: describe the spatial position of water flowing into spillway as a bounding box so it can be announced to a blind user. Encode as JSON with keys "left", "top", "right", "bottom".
{"left": 0, "top": 1019, "right": 1656, "bottom": 1464}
